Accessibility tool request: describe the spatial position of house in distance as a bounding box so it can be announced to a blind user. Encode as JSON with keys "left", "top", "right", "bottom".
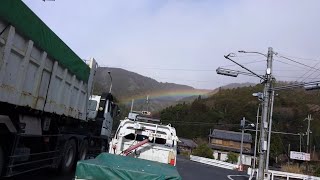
{"left": 178, "top": 138, "right": 198, "bottom": 154}
{"left": 208, "top": 129, "right": 253, "bottom": 166}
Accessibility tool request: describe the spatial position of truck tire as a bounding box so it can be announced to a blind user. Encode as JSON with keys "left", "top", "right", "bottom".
{"left": 0, "top": 146, "right": 3, "bottom": 176}
{"left": 101, "top": 139, "right": 109, "bottom": 153}
{"left": 78, "top": 140, "right": 88, "bottom": 160}
{"left": 60, "top": 139, "right": 76, "bottom": 173}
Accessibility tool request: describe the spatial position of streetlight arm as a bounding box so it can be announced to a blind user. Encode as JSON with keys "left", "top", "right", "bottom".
{"left": 224, "top": 55, "right": 265, "bottom": 80}
{"left": 238, "top": 50, "right": 268, "bottom": 57}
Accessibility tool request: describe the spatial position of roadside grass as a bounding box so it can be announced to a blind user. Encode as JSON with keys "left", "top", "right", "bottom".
{"left": 181, "top": 151, "right": 191, "bottom": 159}
{"left": 281, "top": 164, "right": 303, "bottom": 174}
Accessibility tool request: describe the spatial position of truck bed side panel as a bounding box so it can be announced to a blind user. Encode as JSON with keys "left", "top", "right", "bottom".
{"left": 0, "top": 20, "right": 88, "bottom": 120}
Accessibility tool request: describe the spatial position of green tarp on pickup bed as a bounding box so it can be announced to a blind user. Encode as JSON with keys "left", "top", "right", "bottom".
{"left": 0, "top": 0, "right": 90, "bottom": 82}
{"left": 75, "top": 153, "right": 182, "bottom": 180}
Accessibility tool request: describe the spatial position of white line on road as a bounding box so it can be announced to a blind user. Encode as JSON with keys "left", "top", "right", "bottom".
{"left": 227, "top": 175, "right": 249, "bottom": 180}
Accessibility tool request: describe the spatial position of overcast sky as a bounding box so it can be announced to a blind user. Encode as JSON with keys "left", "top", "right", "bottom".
{"left": 23, "top": 0, "right": 320, "bottom": 89}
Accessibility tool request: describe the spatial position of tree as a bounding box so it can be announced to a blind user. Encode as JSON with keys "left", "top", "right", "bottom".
{"left": 226, "top": 152, "right": 238, "bottom": 164}
{"left": 314, "top": 165, "right": 320, "bottom": 177}
{"left": 192, "top": 144, "right": 214, "bottom": 159}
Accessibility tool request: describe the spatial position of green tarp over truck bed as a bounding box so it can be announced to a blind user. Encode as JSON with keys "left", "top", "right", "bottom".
{"left": 0, "top": 0, "right": 90, "bottom": 82}
{"left": 75, "top": 153, "right": 182, "bottom": 180}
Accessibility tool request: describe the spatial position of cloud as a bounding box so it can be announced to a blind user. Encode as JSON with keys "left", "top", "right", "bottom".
{"left": 23, "top": 0, "right": 320, "bottom": 89}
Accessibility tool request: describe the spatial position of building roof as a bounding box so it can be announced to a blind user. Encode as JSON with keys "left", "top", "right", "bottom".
{"left": 209, "top": 129, "right": 252, "bottom": 143}
{"left": 178, "top": 138, "right": 198, "bottom": 148}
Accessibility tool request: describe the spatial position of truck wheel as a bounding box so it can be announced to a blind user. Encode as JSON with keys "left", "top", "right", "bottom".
{"left": 78, "top": 140, "right": 88, "bottom": 160}
{"left": 101, "top": 140, "right": 108, "bottom": 153}
{"left": 60, "top": 139, "right": 76, "bottom": 173}
{"left": 0, "top": 146, "right": 3, "bottom": 176}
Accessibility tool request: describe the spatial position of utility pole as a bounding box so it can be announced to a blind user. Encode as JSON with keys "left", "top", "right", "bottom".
{"left": 146, "top": 95, "right": 149, "bottom": 112}
{"left": 130, "top": 99, "right": 134, "bottom": 112}
{"left": 251, "top": 104, "right": 260, "bottom": 179}
{"left": 299, "top": 133, "right": 302, "bottom": 152}
{"left": 305, "top": 114, "right": 312, "bottom": 153}
{"left": 216, "top": 48, "right": 274, "bottom": 179}
{"left": 240, "top": 117, "right": 246, "bottom": 170}
{"left": 266, "top": 90, "right": 275, "bottom": 172}
{"left": 258, "top": 47, "right": 274, "bottom": 180}
{"left": 304, "top": 114, "right": 312, "bottom": 173}
{"left": 288, "top": 144, "right": 290, "bottom": 165}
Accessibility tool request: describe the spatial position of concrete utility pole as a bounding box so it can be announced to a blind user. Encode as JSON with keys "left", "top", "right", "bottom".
{"left": 240, "top": 117, "right": 246, "bottom": 168}
{"left": 146, "top": 95, "right": 149, "bottom": 112}
{"left": 299, "top": 133, "right": 303, "bottom": 152}
{"left": 288, "top": 144, "right": 291, "bottom": 164}
{"left": 305, "top": 114, "right": 312, "bottom": 153}
{"left": 252, "top": 104, "right": 260, "bottom": 179}
{"left": 266, "top": 90, "right": 275, "bottom": 172}
{"left": 258, "top": 47, "right": 274, "bottom": 180}
{"left": 216, "top": 48, "right": 275, "bottom": 179}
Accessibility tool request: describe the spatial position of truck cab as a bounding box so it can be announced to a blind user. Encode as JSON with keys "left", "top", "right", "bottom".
{"left": 87, "top": 93, "right": 119, "bottom": 139}
{"left": 109, "top": 112, "right": 178, "bottom": 166}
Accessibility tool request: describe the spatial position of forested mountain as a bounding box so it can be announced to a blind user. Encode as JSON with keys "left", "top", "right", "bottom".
{"left": 160, "top": 84, "right": 320, "bottom": 159}
{"left": 93, "top": 67, "right": 210, "bottom": 111}
{"left": 177, "top": 82, "right": 256, "bottom": 103}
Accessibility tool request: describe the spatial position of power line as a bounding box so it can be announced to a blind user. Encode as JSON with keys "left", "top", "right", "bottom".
{"left": 274, "top": 58, "right": 312, "bottom": 71}
{"left": 300, "top": 61, "right": 320, "bottom": 82}
{"left": 101, "top": 60, "right": 266, "bottom": 72}
{"left": 149, "top": 76, "right": 210, "bottom": 83}
{"left": 276, "top": 54, "right": 320, "bottom": 72}
{"left": 306, "top": 66, "right": 320, "bottom": 82}
{"left": 254, "top": 69, "right": 311, "bottom": 72}
{"left": 273, "top": 58, "right": 320, "bottom": 82}
{"left": 245, "top": 129, "right": 301, "bottom": 136}
{"left": 273, "top": 75, "right": 320, "bottom": 80}
{"left": 220, "top": 59, "right": 266, "bottom": 68}
{"left": 161, "top": 121, "right": 238, "bottom": 126}
{"left": 233, "top": 54, "right": 263, "bottom": 58}
{"left": 101, "top": 65, "right": 217, "bottom": 72}
{"left": 276, "top": 53, "right": 320, "bottom": 62}
{"left": 272, "top": 80, "right": 320, "bottom": 91}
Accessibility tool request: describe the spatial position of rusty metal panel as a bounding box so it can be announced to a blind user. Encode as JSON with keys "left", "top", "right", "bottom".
{"left": 0, "top": 20, "right": 90, "bottom": 120}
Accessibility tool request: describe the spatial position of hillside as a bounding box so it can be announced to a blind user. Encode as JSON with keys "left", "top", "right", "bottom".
{"left": 93, "top": 67, "right": 210, "bottom": 111}
{"left": 178, "top": 82, "right": 257, "bottom": 104}
{"left": 160, "top": 83, "right": 320, "bottom": 160}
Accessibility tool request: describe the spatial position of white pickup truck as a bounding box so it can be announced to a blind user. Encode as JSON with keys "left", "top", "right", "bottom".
{"left": 74, "top": 112, "right": 181, "bottom": 180}
{"left": 109, "top": 112, "right": 179, "bottom": 166}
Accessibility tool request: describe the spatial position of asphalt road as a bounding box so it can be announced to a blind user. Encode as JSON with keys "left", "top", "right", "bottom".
{"left": 6, "top": 169, "right": 74, "bottom": 180}
{"left": 176, "top": 155, "right": 249, "bottom": 180}
{"left": 9, "top": 156, "right": 249, "bottom": 180}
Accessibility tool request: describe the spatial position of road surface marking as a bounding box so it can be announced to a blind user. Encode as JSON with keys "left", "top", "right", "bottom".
{"left": 227, "top": 175, "right": 249, "bottom": 180}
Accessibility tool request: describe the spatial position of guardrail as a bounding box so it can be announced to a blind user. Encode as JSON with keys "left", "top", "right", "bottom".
{"left": 269, "top": 170, "right": 320, "bottom": 180}
{"left": 190, "top": 155, "right": 238, "bottom": 170}
{"left": 248, "top": 168, "right": 320, "bottom": 180}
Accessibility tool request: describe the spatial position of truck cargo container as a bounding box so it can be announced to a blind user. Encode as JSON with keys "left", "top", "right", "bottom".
{"left": 0, "top": 0, "right": 117, "bottom": 177}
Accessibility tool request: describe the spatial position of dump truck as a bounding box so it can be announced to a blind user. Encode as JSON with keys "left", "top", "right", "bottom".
{"left": 0, "top": 0, "right": 118, "bottom": 177}
{"left": 74, "top": 112, "right": 181, "bottom": 180}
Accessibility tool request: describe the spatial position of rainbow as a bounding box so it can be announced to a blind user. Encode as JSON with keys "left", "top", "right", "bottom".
{"left": 119, "top": 89, "right": 211, "bottom": 104}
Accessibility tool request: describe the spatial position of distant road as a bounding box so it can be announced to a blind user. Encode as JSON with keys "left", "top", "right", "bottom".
{"left": 10, "top": 155, "right": 249, "bottom": 180}
{"left": 176, "top": 155, "right": 249, "bottom": 180}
